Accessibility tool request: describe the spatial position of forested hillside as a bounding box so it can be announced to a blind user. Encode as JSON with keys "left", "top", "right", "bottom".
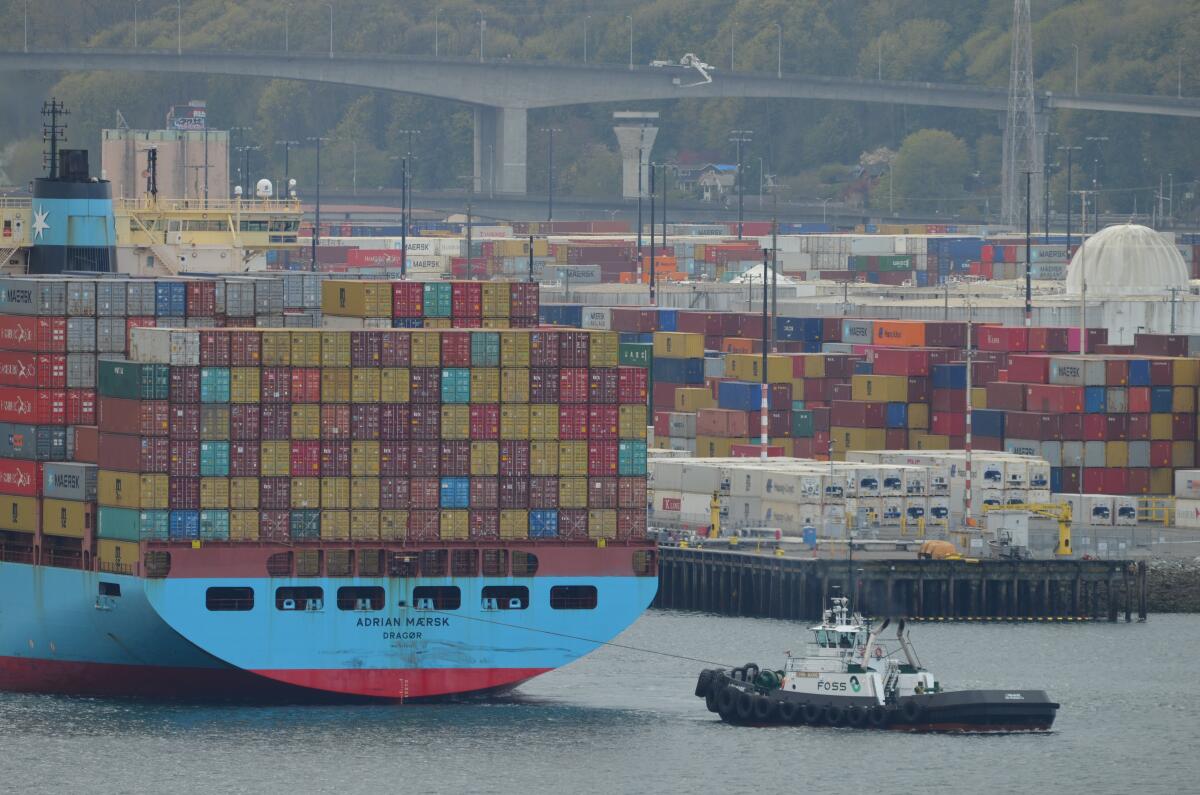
{"left": 1, "top": 0, "right": 1196, "bottom": 217}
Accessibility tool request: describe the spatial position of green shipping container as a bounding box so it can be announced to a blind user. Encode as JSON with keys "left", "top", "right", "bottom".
{"left": 423, "top": 283, "right": 452, "bottom": 317}
{"left": 199, "top": 509, "right": 230, "bottom": 540}
{"left": 618, "top": 342, "right": 652, "bottom": 368}
{"left": 140, "top": 509, "right": 170, "bottom": 540}
{"left": 199, "top": 441, "right": 230, "bottom": 477}
{"left": 200, "top": 367, "right": 231, "bottom": 403}
{"left": 791, "top": 410, "right": 814, "bottom": 438}
{"left": 441, "top": 368, "right": 471, "bottom": 403}
{"left": 291, "top": 509, "right": 321, "bottom": 540}
{"left": 98, "top": 359, "right": 170, "bottom": 400}
{"left": 97, "top": 506, "right": 141, "bottom": 542}
{"left": 618, "top": 441, "right": 648, "bottom": 476}
{"left": 470, "top": 331, "right": 500, "bottom": 367}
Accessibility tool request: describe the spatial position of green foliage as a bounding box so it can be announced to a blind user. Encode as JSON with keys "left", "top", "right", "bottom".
{"left": 890, "top": 129, "right": 971, "bottom": 211}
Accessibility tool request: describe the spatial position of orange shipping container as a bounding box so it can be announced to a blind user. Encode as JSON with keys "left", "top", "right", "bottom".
{"left": 871, "top": 320, "right": 926, "bottom": 348}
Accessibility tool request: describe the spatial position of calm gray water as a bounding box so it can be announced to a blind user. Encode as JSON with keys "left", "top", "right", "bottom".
{"left": 1, "top": 611, "right": 1196, "bottom": 794}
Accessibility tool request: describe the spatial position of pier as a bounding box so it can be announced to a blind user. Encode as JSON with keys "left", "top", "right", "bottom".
{"left": 654, "top": 547, "right": 1149, "bottom": 622}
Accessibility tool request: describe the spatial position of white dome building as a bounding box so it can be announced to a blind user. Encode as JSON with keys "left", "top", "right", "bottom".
{"left": 1064, "top": 223, "right": 1189, "bottom": 296}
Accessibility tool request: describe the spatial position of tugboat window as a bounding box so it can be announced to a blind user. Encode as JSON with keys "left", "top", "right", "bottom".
{"left": 206, "top": 587, "right": 254, "bottom": 611}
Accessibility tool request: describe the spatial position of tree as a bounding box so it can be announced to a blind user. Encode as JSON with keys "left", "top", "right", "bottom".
{"left": 889, "top": 129, "right": 970, "bottom": 212}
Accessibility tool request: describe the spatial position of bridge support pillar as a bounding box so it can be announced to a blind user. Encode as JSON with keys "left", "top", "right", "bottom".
{"left": 474, "top": 106, "right": 526, "bottom": 195}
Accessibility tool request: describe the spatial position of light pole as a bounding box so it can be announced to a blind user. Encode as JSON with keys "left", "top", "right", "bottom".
{"left": 133, "top": 1, "right": 140, "bottom": 49}
{"left": 757, "top": 157, "right": 764, "bottom": 208}
{"left": 1071, "top": 43, "right": 1079, "bottom": 95}
{"left": 626, "top": 15, "right": 633, "bottom": 70}
{"left": 479, "top": 12, "right": 486, "bottom": 62}
{"left": 730, "top": 23, "right": 735, "bottom": 72}
{"left": 1058, "top": 144, "right": 1081, "bottom": 251}
{"left": 1039, "top": 130, "right": 1058, "bottom": 242}
{"left": 730, "top": 129, "right": 753, "bottom": 239}
{"left": 229, "top": 126, "right": 252, "bottom": 196}
{"left": 176, "top": 0, "right": 181, "bottom": 56}
{"left": 327, "top": 4, "right": 334, "bottom": 59}
{"left": 434, "top": 9, "right": 439, "bottom": 57}
{"left": 636, "top": 144, "right": 644, "bottom": 286}
{"left": 540, "top": 127, "right": 561, "bottom": 222}
{"left": 584, "top": 15, "right": 590, "bottom": 63}
{"left": 774, "top": 22, "right": 782, "bottom": 79}
{"left": 1085, "top": 135, "right": 1108, "bottom": 231}
{"left": 275, "top": 140, "right": 298, "bottom": 202}
{"left": 284, "top": 4, "right": 289, "bottom": 52}
{"left": 820, "top": 197, "right": 832, "bottom": 224}
{"left": 24, "top": 0, "right": 29, "bottom": 53}
{"left": 307, "top": 136, "right": 330, "bottom": 271}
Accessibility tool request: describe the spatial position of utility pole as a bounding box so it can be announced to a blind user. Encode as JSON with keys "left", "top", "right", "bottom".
{"left": 1040, "top": 130, "right": 1057, "bottom": 243}
{"left": 395, "top": 129, "right": 421, "bottom": 275}
{"left": 730, "top": 130, "right": 753, "bottom": 240}
{"left": 760, "top": 248, "right": 769, "bottom": 461}
{"left": 540, "top": 127, "right": 561, "bottom": 222}
{"left": 1024, "top": 170, "right": 1034, "bottom": 335}
{"left": 649, "top": 163, "right": 657, "bottom": 305}
{"left": 636, "top": 146, "right": 643, "bottom": 287}
{"left": 1058, "top": 144, "right": 1081, "bottom": 252}
{"left": 275, "top": 140, "right": 298, "bottom": 202}
{"left": 661, "top": 163, "right": 668, "bottom": 254}
{"left": 307, "top": 136, "right": 330, "bottom": 272}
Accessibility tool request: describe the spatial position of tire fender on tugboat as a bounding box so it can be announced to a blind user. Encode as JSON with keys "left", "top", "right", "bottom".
{"left": 735, "top": 689, "right": 756, "bottom": 721}
{"left": 899, "top": 699, "right": 925, "bottom": 723}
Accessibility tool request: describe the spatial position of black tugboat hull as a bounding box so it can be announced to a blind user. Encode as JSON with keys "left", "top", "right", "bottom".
{"left": 699, "top": 673, "right": 1057, "bottom": 733}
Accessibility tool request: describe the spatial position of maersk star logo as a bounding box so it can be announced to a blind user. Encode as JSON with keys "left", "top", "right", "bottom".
{"left": 32, "top": 206, "right": 50, "bottom": 240}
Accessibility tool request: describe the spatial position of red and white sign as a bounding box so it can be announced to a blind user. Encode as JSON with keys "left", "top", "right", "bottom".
{"left": 0, "top": 458, "right": 40, "bottom": 496}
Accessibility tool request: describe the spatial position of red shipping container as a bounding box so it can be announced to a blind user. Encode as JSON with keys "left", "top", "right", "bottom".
{"left": 0, "top": 316, "right": 67, "bottom": 352}
{"left": 1127, "top": 468, "right": 1151, "bottom": 494}
{"left": 168, "top": 476, "right": 200, "bottom": 509}
{"left": 411, "top": 442, "right": 441, "bottom": 476}
{"left": 469, "top": 404, "right": 500, "bottom": 439}
{"left": 380, "top": 331, "right": 412, "bottom": 366}
{"left": 930, "top": 411, "right": 965, "bottom": 436}
{"left": 380, "top": 443, "right": 411, "bottom": 477}
{"left": 885, "top": 428, "right": 908, "bottom": 448}
{"left": 931, "top": 388, "right": 965, "bottom": 412}
{"left": 96, "top": 432, "right": 138, "bottom": 471}
{"left": 260, "top": 478, "right": 291, "bottom": 510}
{"left": 1105, "top": 359, "right": 1129, "bottom": 386}
{"left": 66, "top": 389, "right": 96, "bottom": 426}
{"left": 1150, "top": 441, "right": 1172, "bottom": 467}
{"left": 0, "top": 351, "right": 66, "bottom": 388}
{"left": 440, "top": 440, "right": 471, "bottom": 476}
{"left": 291, "top": 441, "right": 321, "bottom": 476}
{"left": 697, "top": 408, "right": 747, "bottom": 437}
{"left": 321, "top": 404, "right": 352, "bottom": 439}
{"left": 260, "top": 404, "right": 291, "bottom": 439}
{"left": 469, "top": 509, "right": 500, "bottom": 539}
{"left": 350, "top": 332, "right": 383, "bottom": 367}
{"left": 1024, "top": 384, "right": 1083, "bottom": 413}
{"left": 618, "top": 367, "right": 648, "bottom": 405}
{"left": 588, "top": 405, "right": 619, "bottom": 439}
{"left": 470, "top": 478, "right": 499, "bottom": 509}
{"left": 408, "top": 510, "right": 440, "bottom": 541}
{"left": 229, "top": 442, "right": 260, "bottom": 477}
{"left": 167, "top": 405, "right": 200, "bottom": 439}
{"left": 588, "top": 441, "right": 618, "bottom": 476}
{"left": 141, "top": 437, "right": 170, "bottom": 473}
{"left": 652, "top": 382, "right": 678, "bottom": 410}
{"left": 1128, "top": 388, "right": 1151, "bottom": 413}
{"left": 169, "top": 367, "right": 200, "bottom": 404}
{"left": 559, "top": 368, "right": 589, "bottom": 403}
{"left": 747, "top": 410, "right": 791, "bottom": 438}
{"left": 1127, "top": 414, "right": 1150, "bottom": 441}
{"left": 199, "top": 330, "right": 230, "bottom": 366}
{"left": 675, "top": 311, "right": 724, "bottom": 335}
{"left": 392, "top": 283, "right": 424, "bottom": 318}
{"left": 261, "top": 368, "right": 291, "bottom": 402}
{"left": 410, "top": 479, "right": 441, "bottom": 510}
{"left": 831, "top": 401, "right": 886, "bottom": 428}
{"left": 229, "top": 331, "right": 261, "bottom": 365}
{"left": 410, "top": 367, "right": 442, "bottom": 403}
{"left": 169, "top": 440, "right": 200, "bottom": 477}
{"left": 320, "top": 441, "right": 351, "bottom": 476}
{"left": 440, "top": 332, "right": 471, "bottom": 366}
{"left": 291, "top": 368, "right": 321, "bottom": 403}
{"left": 1149, "top": 360, "right": 1174, "bottom": 387}
{"left": 973, "top": 436, "right": 1004, "bottom": 451}
{"left": 1173, "top": 413, "right": 1196, "bottom": 441}
{"left": 588, "top": 369, "right": 619, "bottom": 404}
{"left": 529, "top": 369, "right": 559, "bottom": 403}
{"left": 976, "top": 326, "right": 1028, "bottom": 352}
{"left": 530, "top": 331, "right": 560, "bottom": 368}
{"left": 73, "top": 425, "right": 98, "bottom": 464}
{"left": 186, "top": 281, "right": 217, "bottom": 317}
{"left": 559, "top": 405, "right": 589, "bottom": 439}
{"left": 499, "top": 477, "right": 529, "bottom": 509}
{"left": 351, "top": 404, "right": 382, "bottom": 440}
{"left": 730, "top": 444, "right": 786, "bottom": 458}
{"left": 498, "top": 440, "right": 530, "bottom": 477}
{"left": 1082, "top": 414, "right": 1107, "bottom": 442}
{"left": 230, "top": 404, "right": 261, "bottom": 440}
{"left": 0, "top": 387, "right": 66, "bottom": 425}
{"left": 451, "top": 282, "right": 483, "bottom": 318}
{"left": 873, "top": 348, "right": 931, "bottom": 376}
{"left": 1007, "top": 355, "right": 1050, "bottom": 384}
{"left": 0, "top": 458, "right": 40, "bottom": 496}
{"left": 381, "top": 404, "right": 412, "bottom": 440}
{"left": 1007, "top": 412, "right": 1061, "bottom": 441}
{"left": 380, "top": 476, "right": 409, "bottom": 509}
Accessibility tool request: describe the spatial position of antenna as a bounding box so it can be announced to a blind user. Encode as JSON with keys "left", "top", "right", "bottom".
{"left": 42, "top": 98, "right": 69, "bottom": 180}
{"left": 1001, "top": 0, "right": 1042, "bottom": 227}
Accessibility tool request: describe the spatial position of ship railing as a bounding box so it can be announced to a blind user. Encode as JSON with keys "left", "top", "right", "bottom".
{"left": 0, "top": 197, "right": 32, "bottom": 209}
{"left": 43, "top": 551, "right": 84, "bottom": 570}
{"left": 115, "top": 197, "right": 303, "bottom": 213}
{"left": 0, "top": 544, "right": 34, "bottom": 564}
{"left": 98, "top": 560, "right": 137, "bottom": 576}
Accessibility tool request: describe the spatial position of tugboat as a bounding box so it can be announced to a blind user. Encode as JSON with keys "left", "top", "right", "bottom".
{"left": 695, "top": 597, "right": 1058, "bottom": 732}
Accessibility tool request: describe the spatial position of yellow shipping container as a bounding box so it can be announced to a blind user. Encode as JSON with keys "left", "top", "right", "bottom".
{"left": 1174, "top": 441, "right": 1195, "bottom": 468}
{"left": 675, "top": 387, "right": 716, "bottom": 412}
{"left": 351, "top": 477, "right": 380, "bottom": 509}
{"left": 410, "top": 332, "right": 441, "bottom": 367}
{"left": 653, "top": 332, "right": 705, "bottom": 359}
{"left": 559, "top": 478, "right": 588, "bottom": 508}
{"left": 0, "top": 496, "right": 37, "bottom": 532}
{"left": 907, "top": 403, "right": 930, "bottom": 430}
{"left": 351, "top": 510, "right": 381, "bottom": 540}
{"left": 351, "top": 368, "right": 381, "bottom": 402}
{"left": 500, "top": 331, "right": 530, "bottom": 367}
{"left": 261, "top": 441, "right": 291, "bottom": 476}
{"left": 970, "top": 387, "right": 988, "bottom": 410}
{"left": 801, "top": 355, "right": 826, "bottom": 378}
{"left": 1173, "top": 358, "right": 1200, "bottom": 386}
{"left": 321, "top": 280, "right": 393, "bottom": 318}
{"left": 481, "top": 283, "right": 512, "bottom": 317}
{"left": 589, "top": 331, "right": 619, "bottom": 367}
{"left": 230, "top": 510, "right": 260, "bottom": 540}
{"left": 139, "top": 473, "right": 169, "bottom": 509}
{"left": 694, "top": 436, "right": 734, "bottom": 457}
{"left": 41, "top": 498, "right": 90, "bottom": 538}
{"left": 97, "top": 539, "right": 138, "bottom": 573}
{"left": 380, "top": 368, "right": 411, "bottom": 403}
{"left": 1173, "top": 386, "right": 1195, "bottom": 413}
{"left": 501, "top": 368, "right": 530, "bottom": 403}
{"left": 1105, "top": 441, "right": 1129, "bottom": 467}
{"left": 788, "top": 379, "right": 806, "bottom": 402}
{"left": 380, "top": 510, "right": 408, "bottom": 541}
{"left": 529, "top": 405, "right": 559, "bottom": 440}
{"left": 230, "top": 477, "right": 260, "bottom": 509}
{"left": 423, "top": 317, "right": 452, "bottom": 329}
{"left": 261, "top": 331, "right": 292, "bottom": 366}
{"left": 200, "top": 405, "right": 230, "bottom": 440}
{"left": 501, "top": 404, "right": 530, "bottom": 439}
{"left": 441, "top": 405, "right": 470, "bottom": 440}
{"left": 440, "top": 509, "right": 470, "bottom": 540}
{"left": 290, "top": 404, "right": 321, "bottom": 439}
{"left": 230, "top": 367, "right": 261, "bottom": 403}
{"left": 619, "top": 405, "right": 647, "bottom": 439}
{"left": 321, "top": 477, "right": 351, "bottom": 509}
{"left": 471, "top": 368, "right": 500, "bottom": 403}
{"left": 320, "top": 331, "right": 352, "bottom": 366}
{"left": 723, "top": 353, "right": 758, "bottom": 380}
{"left": 99, "top": 470, "right": 140, "bottom": 508}
{"left": 831, "top": 426, "right": 888, "bottom": 454}
{"left": 499, "top": 509, "right": 529, "bottom": 539}
{"left": 351, "top": 442, "right": 381, "bottom": 476}
{"left": 530, "top": 440, "right": 559, "bottom": 475}
{"left": 493, "top": 239, "right": 529, "bottom": 257}
{"left": 558, "top": 441, "right": 588, "bottom": 475}
{"left": 1150, "top": 468, "right": 1174, "bottom": 494}
{"left": 588, "top": 509, "right": 617, "bottom": 539}
{"left": 851, "top": 375, "right": 908, "bottom": 402}
{"left": 482, "top": 317, "right": 510, "bottom": 329}
{"left": 320, "top": 510, "right": 351, "bottom": 539}
{"left": 471, "top": 441, "right": 499, "bottom": 476}
{"left": 291, "top": 477, "right": 320, "bottom": 508}
{"left": 910, "top": 433, "right": 951, "bottom": 450}
{"left": 1150, "top": 413, "right": 1173, "bottom": 440}
{"left": 321, "top": 368, "right": 351, "bottom": 403}
{"left": 290, "top": 330, "right": 322, "bottom": 366}
{"left": 200, "top": 477, "right": 230, "bottom": 509}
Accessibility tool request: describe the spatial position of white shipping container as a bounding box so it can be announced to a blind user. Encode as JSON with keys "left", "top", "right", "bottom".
{"left": 1174, "top": 469, "right": 1200, "bottom": 499}
{"left": 1175, "top": 498, "right": 1200, "bottom": 528}
{"left": 1082, "top": 495, "right": 1115, "bottom": 526}
{"left": 1113, "top": 496, "right": 1138, "bottom": 526}
{"left": 580, "top": 306, "right": 612, "bottom": 330}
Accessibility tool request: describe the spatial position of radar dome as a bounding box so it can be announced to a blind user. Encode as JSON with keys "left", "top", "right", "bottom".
{"left": 256, "top": 178, "right": 274, "bottom": 198}
{"left": 1065, "top": 224, "right": 1189, "bottom": 296}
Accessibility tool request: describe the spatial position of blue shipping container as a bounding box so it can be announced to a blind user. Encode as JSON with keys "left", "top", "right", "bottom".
{"left": 932, "top": 364, "right": 967, "bottom": 390}
{"left": 885, "top": 403, "right": 908, "bottom": 429}
{"left": 1084, "top": 386, "right": 1107, "bottom": 414}
{"left": 655, "top": 309, "right": 678, "bottom": 332}
{"left": 1150, "top": 387, "right": 1174, "bottom": 413}
{"left": 973, "top": 409, "right": 1006, "bottom": 438}
{"left": 440, "top": 477, "right": 470, "bottom": 508}
{"left": 168, "top": 510, "right": 200, "bottom": 540}
{"left": 530, "top": 510, "right": 559, "bottom": 538}
{"left": 1127, "top": 359, "right": 1151, "bottom": 386}
{"left": 652, "top": 357, "right": 705, "bottom": 384}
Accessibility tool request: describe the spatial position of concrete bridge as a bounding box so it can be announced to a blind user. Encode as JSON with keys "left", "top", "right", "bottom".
{"left": 4, "top": 48, "right": 1199, "bottom": 196}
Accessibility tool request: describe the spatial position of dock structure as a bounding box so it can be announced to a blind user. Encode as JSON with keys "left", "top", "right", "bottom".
{"left": 654, "top": 547, "right": 1149, "bottom": 622}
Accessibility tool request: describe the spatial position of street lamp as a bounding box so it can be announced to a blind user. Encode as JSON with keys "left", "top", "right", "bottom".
{"left": 327, "top": 4, "right": 334, "bottom": 59}
{"left": 729, "top": 129, "right": 753, "bottom": 240}
{"left": 540, "top": 128, "right": 562, "bottom": 222}
{"left": 275, "top": 140, "right": 298, "bottom": 202}
{"left": 133, "top": 1, "right": 140, "bottom": 49}
{"left": 283, "top": 4, "right": 290, "bottom": 52}
{"left": 774, "top": 22, "right": 782, "bottom": 79}
{"left": 434, "top": 9, "right": 440, "bottom": 57}
{"left": 626, "top": 15, "right": 633, "bottom": 70}
{"left": 1085, "top": 135, "right": 1108, "bottom": 232}
{"left": 820, "top": 197, "right": 833, "bottom": 224}
{"left": 1071, "top": 43, "right": 1080, "bottom": 95}
{"left": 584, "top": 15, "right": 590, "bottom": 63}
{"left": 730, "top": 23, "right": 736, "bottom": 72}
{"left": 1058, "top": 144, "right": 1081, "bottom": 251}
{"left": 176, "top": 0, "right": 182, "bottom": 55}
{"left": 24, "top": 0, "right": 28, "bottom": 53}
{"left": 479, "top": 11, "right": 486, "bottom": 62}
{"left": 307, "top": 136, "right": 331, "bottom": 271}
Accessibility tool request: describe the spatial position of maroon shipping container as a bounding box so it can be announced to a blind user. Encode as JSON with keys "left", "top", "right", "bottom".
{"left": 141, "top": 437, "right": 170, "bottom": 473}
{"left": 559, "top": 405, "right": 589, "bottom": 439}
{"left": 259, "top": 510, "right": 290, "bottom": 541}
{"left": 499, "top": 477, "right": 529, "bottom": 509}
{"left": 1025, "top": 384, "right": 1084, "bottom": 413}
{"left": 392, "top": 283, "right": 423, "bottom": 318}
{"left": 410, "top": 479, "right": 440, "bottom": 510}
{"left": 884, "top": 428, "right": 908, "bottom": 448}
{"left": 186, "top": 281, "right": 218, "bottom": 317}
{"left": 259, "top": 478, "right": 291, "bottom": 510}
{"left": 975, "top": 326, "right": 1027, "bottom": 352}
{"left": 380, "top": 476, "right": 409, "bottom": 509}
{"left": 289, "top": 368, "right": 321, "bottom": 403}
{"left": 530, "top": 331, "right": 560, "bottom": 368}
{"left": 99, "top": 396, "right": 142, "bottom": 435}
{"left": 697, "top": 408, "right": 747, "bottom": 437}
{"left": 410, "top": 441, "right": 441, "bottom": 476}
{"left": 618, "top": 477, "right": 646, "bottom": 509}
{"left": 528, "top": 477, "right": 558, "bottom": 508}
{"left": 290, "top": 441, "right": 320, "bottom": 476}
{"left": 408, "top": 406, "right": 439, "bottom": 440}
{"left": 1006, "top": 412, "right": 1061, "bottom": 441}
{"left": 1149, "top": 441, "right": 1171, "bottom": 467}
{"left": 169, "top": 367, "right": 200, "bottom": 404}
{"left": 1127, "top": 468, "right": 1151, "bottom": 495}
{"left": 830, "top": 383, "right": 853, "bottom": 402}
{"left": 831, "top": 400, "right": 886, "bottom": 428}
{"left": 380, "top": 331, "right": 412, "bottom": 366}
{"left": 261, "top": 367, "right": 291, "bottom": 402}
{"left": 1134, "top": 333, "right": 1189, "bottom": 357}
{"left": 381, "top": 404, "right": 411, "bottom": 440}
{"left": 588, "top": 369, "right": 619, "bottom": 404}
{"left": 931, "top": 389, "right": 965, "bottom": 413}
{"left": 1149, "top": 360, "right": 1175, "bottom": 387}
{"left": 1059, "top": 413, "right": 1083, "bottom": 440}
{"left": 1007, "top": 355, "right": 1050, "bottom": 384}
{"left": 617, "top": 509, "right": 647, "bottom": 541}
{"left": 972, "top": 435, "right": 1003, "bottom": 451}
{"left": 651, "top": 382, "right": 678, "bottom": 410}
{"left": 529, "top": 369, "right": 560, "bottom": 404}
{"left": 589, "top": 477, "right": 618, "bottom": 508}
{"left": 168, "top": 476, "right": 200, "bottom": 509}
{"left": 811, "top": 407, "right": 832, "bottom": 432}
{"left": 96, "top": 432, "right": 139, "bottom": 472}
{"left": 906, "top": 377, "right": 930, "bottom": 404}
{"left": 229, "top": 331, "right": 261, "bottom": 366}
{"left": 559, "top": 332, "right": 590, "bottom": 367}
{"left": 923, "top": 322, "right": 967, "bottom": 349}
{"left": 498, "top": 440, "right": 530, "bottom": 476}
{"left": 1027, "top": 327, "right": 1070, "bottom": 353}
{"left": 559, "top": 509, "right": 588, "bottom": 540}
{"left": 675, "top": 311, "right": 724, "bottom": 335}
{"left": 408, "top": 510, "right": 440, "bottom": 541}
{"left": 873, "top": 348, "right": 931, "bottom": 377}
{"left": 440, "top": 331, "right": 472, "bottom": 366}
{"left": 588, "top": 441, "right": 618, "bottom": 476}
{"left": 468, "top": 509, "right": 500, "bottom": 539}
{"left": 469, "top": 404, "right": 499, "bottom": 439}
{"left": 588, "top": 405, "right": 618, "bottom": 439}
{"left": 349, "top": 331, "right": 382, "bottom": 367}
{"left": 1174, "top": 413, "right": 1196, "bottom": 441}
{"left": 199, "top": 330, "right": 230, "bottom": 366}
{"left": 169, "top": 440, "right": 200, "bottom": 477}
{"left": 985, "top": 382, "right": 1026, "bottom": 411}
{"left": 350, "top": 404, "right": 381, "bottom": 440}
{"left": 451, "top": 283, "right": 482, "bottom": 318}
{"left": 610, "top": 308, "right": 657, "bottom": 333}
{"left": 510, "top": 283, "right": 539, "bottom": 318}
{"left": 558, "top": 368, "right": 589, "bottom": 403}
{"left": 260, "top": 404, "right": 291, "bottom": 439}
{"left": 167, "top": 405, "right": 200, "bottom": 440}
{"left": 321, "top": 404, "right": 351, "bottom": 439}
{"left": 1127, "top": 414, "right": 1150, "bottom": 441}
{"left": 470, "top": 478, "right": 499, "bottom": 509}
{"left": 229, "top": 442, "right": 259, "bottom": 477}
{"left": 972, "top": 361, "right": 1001, "bottom": 385}
{"left": 229, "top": 404, "right": 260, "bottom": 440}
{"left": 410, "top": 367, "right": 442, "bottom": 403}
{"left": 320, "top": 441, "right": 351, "bottom": 477}
{"left": 1105, "top": 359, "right": 1129, "bottom": 386}
{"left": 380, "top": 442, "right": 411, "bottom": 477}
{"left": 440, "top": 440, "right": 471, "bottom": 476}
{"left": 618, "top": 367, "right": 648, "bottom": 404}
